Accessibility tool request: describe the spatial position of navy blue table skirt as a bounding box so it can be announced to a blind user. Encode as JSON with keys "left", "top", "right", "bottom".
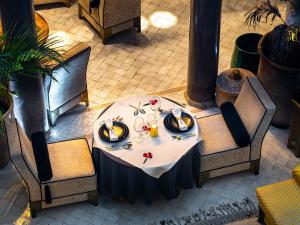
{"left": 92, "top": 145, "right": 200, "bottom": 203}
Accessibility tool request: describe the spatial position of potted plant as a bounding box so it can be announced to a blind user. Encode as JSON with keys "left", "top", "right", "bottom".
{"left": 0, "top": 25, "right": 64, "bottom": 169}
{"left": 245, "top": 0, "right": 300, "bottom": 127}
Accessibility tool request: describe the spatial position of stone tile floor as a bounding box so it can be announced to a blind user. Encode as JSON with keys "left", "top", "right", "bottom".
{"left": 1, "top": 0, "right": 299, "bottom": 224}
{"left": 36, "top": 0, "right": 282, "bottom": 107}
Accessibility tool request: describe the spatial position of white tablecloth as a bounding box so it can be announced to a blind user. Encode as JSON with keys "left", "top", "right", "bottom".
{"left": 93, "top": 96, "right": 201, "bottom": 178}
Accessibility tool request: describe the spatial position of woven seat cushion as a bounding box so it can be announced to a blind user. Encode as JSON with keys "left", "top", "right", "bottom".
{"left": 293, "top": 164, "right": 300, "bottom": 185}
{"left": 47, "top": 139, "right": 95, "bottom": 181}
{"left": 256, "top": 179, "right": 300, "bottom": 225}
{"left": 198, "top": 114, "right": 243, "bottom": 155}
{"left": 197, "top": 114, "right": 250, "bottom": 172}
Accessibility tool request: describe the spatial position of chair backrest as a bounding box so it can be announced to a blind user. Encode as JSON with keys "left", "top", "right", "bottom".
{"left": 44, "top": 43, "right": 91, "bottom": 111}
{"left": 235, "top": 77, "right": 276, "bottom": 160}
{"left": 4, "top": 113, "right": 41, "bottom": 202}
{"left": 100, "top": 0, "right": 141, "bottom": 28}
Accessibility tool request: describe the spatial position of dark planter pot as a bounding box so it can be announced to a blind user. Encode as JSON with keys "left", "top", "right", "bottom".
{"left": 0, "top": 99, "right": 12, "bottom": 169}
{"left": 257, "top": 33, "right": 300, "bottom": 128}
{"left": 231, "top": 33, "right": 262, "bottom": 75}
{"left": 286, "top": 0, "right": 300, "bottom": 26}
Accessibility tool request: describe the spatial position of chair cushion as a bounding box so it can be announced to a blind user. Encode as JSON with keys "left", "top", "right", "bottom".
{"left": 197, "top": 114, "right": 251, "bottom": 172}
{"left": 47, "top": 139, "right": 95, "bottom": 181}
{"left": 31, "top": 132, "right": 53, "bottom": 181}
{"left": 256, "top": 179, "right": 300, "bottom": 225}
{"left": 220, "top": 102, "right": 250, "bottom": 147}
{"left": 293, "top": 164, "right": 300, "bottom": 185}
{"left": 198, "top": 114, "right": 240, "bottom": 155}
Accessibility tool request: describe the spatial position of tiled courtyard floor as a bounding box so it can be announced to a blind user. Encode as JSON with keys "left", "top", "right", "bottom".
{"left": 36, "top": 0, "right": 281, "bottom": 106}
{"left": 1, "top": 0, "right": 299, "bottom": 225}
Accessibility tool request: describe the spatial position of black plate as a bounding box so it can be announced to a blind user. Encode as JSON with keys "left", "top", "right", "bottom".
{"left": 99, "top": 121, "right": 129, "bottom": 143}
{"left": 164, "top": 112, "right": 194, "bottom": 133}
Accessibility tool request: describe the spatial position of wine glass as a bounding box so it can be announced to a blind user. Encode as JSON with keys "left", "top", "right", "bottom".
{"left": 149, "top": 96, "right": 161, "bottom": 118}
{"left": 134, "top": 117, "right": 148, "bottom": 142}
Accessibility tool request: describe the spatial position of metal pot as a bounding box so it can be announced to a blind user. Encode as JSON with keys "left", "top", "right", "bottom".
{"left": 257, "top": 33, "right": 300, "bottom": 128}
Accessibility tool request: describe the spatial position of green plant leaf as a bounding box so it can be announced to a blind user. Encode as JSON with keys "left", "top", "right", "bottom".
{"left": 0, "top": 23, "right": 68, "bottom": 100}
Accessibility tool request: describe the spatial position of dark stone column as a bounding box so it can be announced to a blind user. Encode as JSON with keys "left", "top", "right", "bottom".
{"left": 185, "top": 0, "right": 223, "bottom": 108}
{"left": 0, "top": 0, "right": 49, "bottom": 137}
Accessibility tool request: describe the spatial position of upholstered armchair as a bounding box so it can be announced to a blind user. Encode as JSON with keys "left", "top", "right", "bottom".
{"left": 34, "top": 0, "right": 74, "bottom": 7}
{"left": 78, "top": 0, "right": 141, "bottom": 44}
{"left": 44, "top": 43, "right": 91, "bottom": 126}
{"left": 256, "top": 165, "right": 300, "bottom": 224}
{"left": 197, "top": 77, "right": 276, "bottom": 187}
{"left": 4, "top": 115, "right": 97, "bottom": 218}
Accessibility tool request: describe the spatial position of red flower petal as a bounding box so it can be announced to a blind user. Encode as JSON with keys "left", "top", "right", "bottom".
{"left": 143, "top": 153, "right": 148, "bottom": 158}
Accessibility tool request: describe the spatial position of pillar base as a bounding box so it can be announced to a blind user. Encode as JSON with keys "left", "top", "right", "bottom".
{"left": 184, "top": 91, "right": 216, "bottom": 109}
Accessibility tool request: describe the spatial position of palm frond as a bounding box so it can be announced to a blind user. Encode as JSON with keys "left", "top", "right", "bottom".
{"left": 0, "top": 23, "right": 67, "bottom": 99}
{"left": 245, "top": 0, "right": 285, "bottom": 28}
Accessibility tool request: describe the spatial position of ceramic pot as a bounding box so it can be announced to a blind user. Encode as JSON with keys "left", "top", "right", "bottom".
{"left": 257, "top": 33, "right": 300, "bottom": 128}
{"left": 231, "top": 33, "right": 262, "bottom": 74}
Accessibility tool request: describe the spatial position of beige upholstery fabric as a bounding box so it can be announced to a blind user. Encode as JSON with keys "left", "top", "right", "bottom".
{"left": 44, "top": 43, "right": 91, "bottom": 126}
{"left": 78, "top": 0, "right": 141, "bottom": 43}
{"left": 44, "top": 43, "right": 91, "bottom": 112}
{"left": 47, "top": 139, "right": 95, "bottom": 181}
{"left": 198, "top": 77, "right": 276, "bottom": 179}
{"left": 42, "top": 193, "right": 88, "bottom": 208}
{"left": 198, "top": 114, "right": 240, "bottom": 155}
{"left": 101, "top": 0, "right": 141, "bottom": 28}
{"left": 41, "top": 176, "right": 96, "bottom": 200}
{"left": 4, "top": 116, "right": 97, "bottom": 214}
{"left": 236, "top": 77, "right": 276, "bottom": 161}
{"left": 4, "top": 117, "right": 41, "bottom": 202}
{"left": 235, "top": 79, "right": 265, "bottom": 139}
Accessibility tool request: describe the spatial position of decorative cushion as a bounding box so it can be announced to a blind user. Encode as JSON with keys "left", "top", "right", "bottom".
{"left": 256, "top": 179, "right": 300, "bottom": 225}
{"left": 31, "top": 132, "right": 53, "bottom": 182}
{"left": 220, "top": 102, "right": 250, "bottom": 147}
{"left": 293, "top": 164, "right": 300, "bottom": 185}
{"left": 47, "top": 139, "right": 95, "bottom": 181}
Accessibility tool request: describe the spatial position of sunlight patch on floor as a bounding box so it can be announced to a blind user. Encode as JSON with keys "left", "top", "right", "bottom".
{"left": 149, "top": 11, "right": 178, "bottom": 29}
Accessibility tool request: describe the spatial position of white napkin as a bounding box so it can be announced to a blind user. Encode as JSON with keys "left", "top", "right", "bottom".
{"left": 172, "top": 108, "right": 188, "bottom": 131}
{"left": 104, "top": 119, "right": 118, "bottom": 141}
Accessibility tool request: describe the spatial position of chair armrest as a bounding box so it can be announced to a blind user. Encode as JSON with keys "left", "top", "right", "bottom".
{"left": 47, "top": 42, "right": 91, "bottom": 70}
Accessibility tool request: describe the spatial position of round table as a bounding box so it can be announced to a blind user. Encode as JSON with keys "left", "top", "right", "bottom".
{"left": 0, "top": 12, "right": 49, "bottom": 40}
{"left": 92, "top": 96, "right": 201, "bottom": 203}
